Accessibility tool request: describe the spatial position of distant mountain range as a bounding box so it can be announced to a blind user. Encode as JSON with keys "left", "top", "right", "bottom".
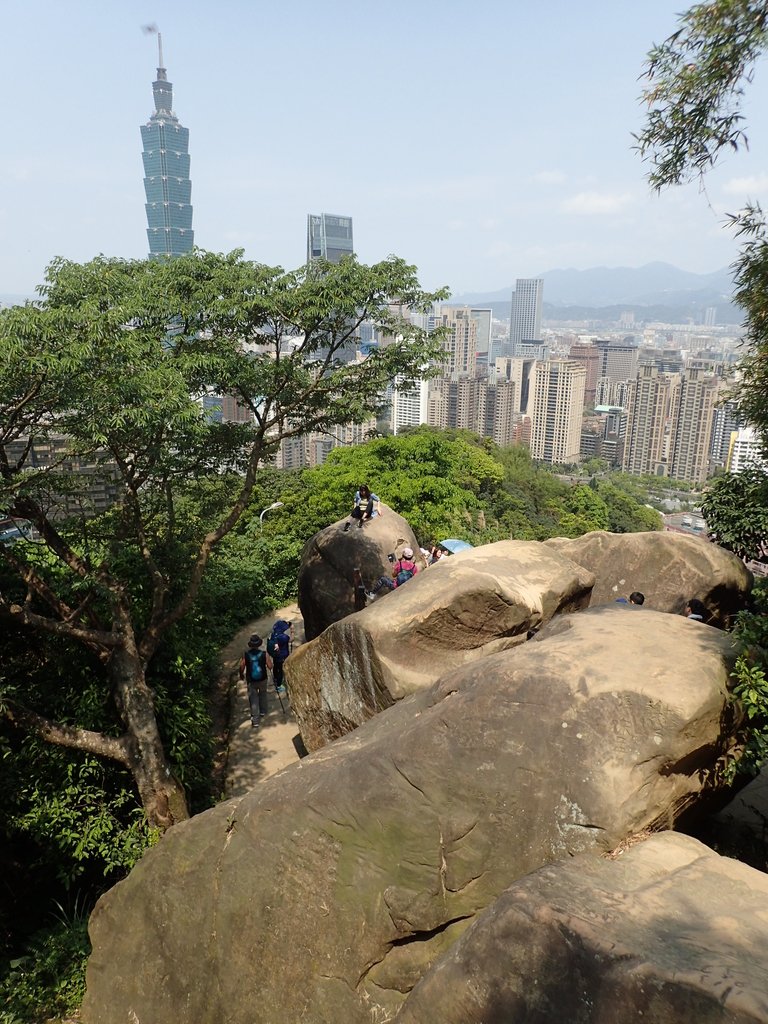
{"left": 1, "top": 262, "right": 742, "bottom": 325}
{"left": 452, "top": 262, "right": 741, "bottom": 325}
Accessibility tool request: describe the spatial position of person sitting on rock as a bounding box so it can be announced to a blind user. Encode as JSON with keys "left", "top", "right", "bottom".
{"left": 343, "top": 484, "right": 381, "bottom": 531}
{"left": 367, "top": 547, "right": 419, "bottom": 600}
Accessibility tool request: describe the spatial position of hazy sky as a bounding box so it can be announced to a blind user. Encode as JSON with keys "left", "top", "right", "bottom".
{"left": 3, "top": 0, "right": 768, "bottom": 298}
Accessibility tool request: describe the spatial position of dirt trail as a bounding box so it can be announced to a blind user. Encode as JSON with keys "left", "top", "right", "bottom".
{"left": 220, "top": 603, "right": 305, "bottom": 799}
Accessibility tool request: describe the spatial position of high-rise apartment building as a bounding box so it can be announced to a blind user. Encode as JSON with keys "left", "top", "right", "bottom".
{"left": 727, "top": 426, "right": 767, "bottom": 473}
{"left": 431, "top": 307, "right": 477, "bottom": 377}
{"left": 387, "top": 375, "right": 430, "bottom": 434}
{"left": 469, "top": 308, "right": 492, "bottom": 357}
{"left": 595, "top": 339, "right": 638, "bottom": 383}
{"left": 529, "top": 360, "right": 585, "bottom": 464}
{"left": 669, "top": 368, "right": 720, "bottom": 484}
{"left": 568, "top": 342, "right": 599, "bottom": 407}
{"left": 710, "top": 398, "right": 745, "bottom": 468}
{"left": 621, "top": 365, "right": 676, "bottom": 477}
{"left": 141, "top": 35, "right": 193, "bottom": 258}
{"left": 306, "top": 214, "right": 354, "bottom": 263}
{"left": 494, "top": 356, "right": 536, "bottom": 414}
{"left": 509, "top": 279, "right": 543, "bottom": 356}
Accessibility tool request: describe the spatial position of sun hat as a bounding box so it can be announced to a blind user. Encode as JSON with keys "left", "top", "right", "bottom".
{"left": 402, "top": 546, "right": 414, "bottom": 559}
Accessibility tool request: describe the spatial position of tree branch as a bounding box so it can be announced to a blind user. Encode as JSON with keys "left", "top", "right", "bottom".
{"left": 3, "top": 700, "right": 131, "bottom": 766}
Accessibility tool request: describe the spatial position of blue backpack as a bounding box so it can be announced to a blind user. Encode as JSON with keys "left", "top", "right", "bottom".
{"left": 244, "top": 649, "right": 266, "bottom": 682}
{"left": 395, "top": 561, "right": 416, "bottom": 586}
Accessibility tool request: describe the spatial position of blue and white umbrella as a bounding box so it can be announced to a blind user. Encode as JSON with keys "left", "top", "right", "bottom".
{"left": 439, "top": 538, "right": 473, "bottom": 554}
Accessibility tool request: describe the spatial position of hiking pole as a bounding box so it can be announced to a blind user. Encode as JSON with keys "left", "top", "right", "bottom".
{"left": 275, "top": 686, "right": 286, "bottom": 716}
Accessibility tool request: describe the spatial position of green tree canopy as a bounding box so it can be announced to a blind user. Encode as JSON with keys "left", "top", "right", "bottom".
{"left": 0, "top": 249, "right": 446, "bottom": 828}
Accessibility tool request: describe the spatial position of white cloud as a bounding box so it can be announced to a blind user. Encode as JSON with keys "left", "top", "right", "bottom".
{"left": 561, "top": 191, "right": 634, "bottom": 215}
{"left": 722, "top": 175, "right": 768, "bottom": 196}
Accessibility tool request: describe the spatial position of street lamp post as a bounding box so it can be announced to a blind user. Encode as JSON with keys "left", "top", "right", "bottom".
{"left": 259, "top": 501, "right": 284, "bottom": 528}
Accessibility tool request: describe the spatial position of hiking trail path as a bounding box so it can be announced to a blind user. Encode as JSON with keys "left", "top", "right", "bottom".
{"left": 221, "top": 602, "right": 305, "bottom": 798}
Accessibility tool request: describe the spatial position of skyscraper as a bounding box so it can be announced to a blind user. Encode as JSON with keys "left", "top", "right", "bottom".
{"left": 141, "top": 35, "right": 194, "bottom": 258}
{"left": 622, "top": 365, "right": 676, "bottom": 477}
{"left": 529, "top": 360, "right": 586, "bottom": 464}
{"left": 509, "top": 279, "right": 543, "bottom": 356}
{"left": 669, "top": 368, "right": 720, "bottom": 484}
{"left": 307, "top": 214, "right": 354, "bottom": 263}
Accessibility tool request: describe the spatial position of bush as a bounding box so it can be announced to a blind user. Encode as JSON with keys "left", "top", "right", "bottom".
{"left": 0, "top": 904, "right": 90, "bottom": 1023}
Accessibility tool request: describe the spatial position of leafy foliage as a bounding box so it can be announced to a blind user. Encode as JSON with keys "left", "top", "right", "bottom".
{"left": 729, "top": 581, "right": 768, "bottom": 775}
{"left": 0, "top": 909, "right": 89, "bottom": 1024}
{"left": 0, "top": 249, "right": 446, "bottom": 831}
{"left": 637, "top": 0, "right": 768, "bottom": 189}
{"left": 702, "top": 465, "right": 768, "bottom": 559}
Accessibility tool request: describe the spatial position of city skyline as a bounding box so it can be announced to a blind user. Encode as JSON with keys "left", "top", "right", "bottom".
{"left": 3, "top": 2, "right": 768, "bottom": 297}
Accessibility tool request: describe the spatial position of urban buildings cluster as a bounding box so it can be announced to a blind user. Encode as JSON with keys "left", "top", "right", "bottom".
{"left": 15, "top": 44, "right": 750, "bottom": 496}
{"left": 275, "top": 268, "right": 757, "bottom": 487}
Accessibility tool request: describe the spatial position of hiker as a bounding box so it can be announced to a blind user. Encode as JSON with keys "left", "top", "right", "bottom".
{"left": 239, "top": 634, "right": 273, "bottom": 728}
{"left": 267, "top": 619, "right": 292, "bottom": 693}
{"left": 343, "top": 484, "right": 381, "bottom": 531}
{"left": 685, "top": 598, "right": 707, "bottom": 621}
{"left": 367, "top": 547, "right": 419, "bottom": 599}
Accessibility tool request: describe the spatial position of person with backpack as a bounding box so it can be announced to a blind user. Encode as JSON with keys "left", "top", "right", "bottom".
{"left": 267, "top": 620, "right": 292, "bottom": 694}
{"left": 367, "top": 547, "right": 419, "bottom": 600}
{"left": 239, "top": 634, "right": 273, "bottom": 728}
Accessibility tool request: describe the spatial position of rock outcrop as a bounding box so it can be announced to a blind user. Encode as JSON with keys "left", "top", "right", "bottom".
{"left": 287, "top": 539, "right": 594, "bottom": 752}
{"left": 395, "top": 832, "right": 768, "bottom": 1024}
{"left": 297, "top": 504, "right": 422, "bottom": 640}
{"left": 82, "top": 608, "right": 743, "bottom": 1024}
{"left": 697, "top": 769, "right": 768, "bottom": 872}
{"left": 544, "top": 530, "right": 752, "bottom": 624}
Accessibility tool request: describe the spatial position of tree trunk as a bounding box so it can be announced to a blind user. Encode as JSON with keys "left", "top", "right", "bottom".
{"left": 109, "top": 641, "right": 189, "bottom": 830}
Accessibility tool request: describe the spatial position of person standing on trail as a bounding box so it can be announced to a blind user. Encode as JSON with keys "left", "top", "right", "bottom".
{"left": 239, "top": 634, "right": 272, "bottom": 728}
{"left": 267, "top": 620, "right": 292, "bottom": 694}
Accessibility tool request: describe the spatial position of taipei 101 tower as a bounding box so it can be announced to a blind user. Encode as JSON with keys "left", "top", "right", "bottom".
{"left": 140, "top": 31, "right": 194, "bottom": 257}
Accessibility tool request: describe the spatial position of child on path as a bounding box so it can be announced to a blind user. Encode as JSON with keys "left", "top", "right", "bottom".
{"left": 239, "top": 635, "right": 273, "bottom": 728}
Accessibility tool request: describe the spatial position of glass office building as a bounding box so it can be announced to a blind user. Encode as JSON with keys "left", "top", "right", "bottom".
{"left": 307, "top": 214, "right": 353, "bottom": 264}
{"left": 141, "top": 50, "right": 193, "bottom": 257}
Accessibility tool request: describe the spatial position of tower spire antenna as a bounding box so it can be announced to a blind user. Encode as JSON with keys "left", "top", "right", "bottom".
{"left": 157, "top": 31, "right": 164, "bottom": 70}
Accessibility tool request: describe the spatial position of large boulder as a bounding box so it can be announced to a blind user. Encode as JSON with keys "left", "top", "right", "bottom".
{"left": 298, "top": 504, "right": 422, "bottom": 640}
{"left": 82, "top": 608, "right": 743, "bottom": 1024}
{"left": 395, "top": 832, "right": 768, "bottom": 1024}
{"left": 544, "top": 529, "right": 752, "bottom": 624}
{"left": 287, "top": 539, "right": 594, "bottom": 752}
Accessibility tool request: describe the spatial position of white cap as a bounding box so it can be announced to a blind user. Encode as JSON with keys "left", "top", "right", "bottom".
{"left": 402, "top": 546, "right": 413, "bottom": 559}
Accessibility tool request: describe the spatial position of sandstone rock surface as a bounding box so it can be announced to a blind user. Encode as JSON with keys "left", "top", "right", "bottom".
{"left": 82, "top": 608, "right": 742, "bottom": 1024}
{"left": 298, "top": 505, "right": 422, "bottom": 641}
{"left": 395, "top": 832, "right": 768, "bottom": 1024}
{"left": 288, "top": 539, "right": 594, "bottom": 751}
{"left": 544, "top": 530, "right": 752, "bottom": 624}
